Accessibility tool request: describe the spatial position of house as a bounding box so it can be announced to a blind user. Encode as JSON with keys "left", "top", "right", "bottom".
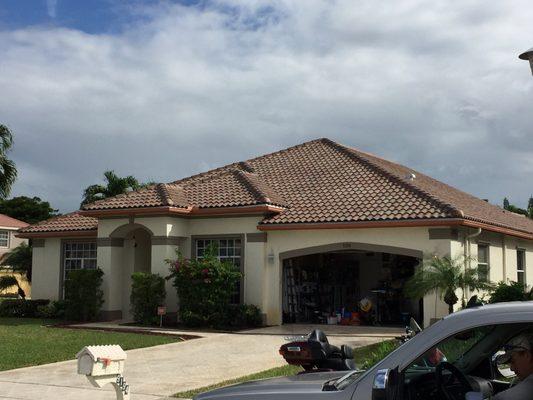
{"left": 0, "top": 214, "right": 30, "bottom": 297}
{"left": 17, "top": 138, "right": 533, "bottom": 326}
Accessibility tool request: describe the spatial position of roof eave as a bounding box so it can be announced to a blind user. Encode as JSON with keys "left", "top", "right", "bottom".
{"left": 258, "top": 218, "right": 533, "bottom": 240}
{"left": 16, "top": 229, "right": 98, "bottom": 239}
{"left": 79, "top": 204, "right": 286, "bottom": 218}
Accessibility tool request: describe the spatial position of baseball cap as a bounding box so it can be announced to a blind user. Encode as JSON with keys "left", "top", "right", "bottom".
{"left": 496, "top": 333, "right": 533, "bottom": 365}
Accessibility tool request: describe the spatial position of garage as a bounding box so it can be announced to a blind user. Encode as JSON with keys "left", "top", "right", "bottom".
{"left": 282, "top": 249, "right": 422, "bottom": 326}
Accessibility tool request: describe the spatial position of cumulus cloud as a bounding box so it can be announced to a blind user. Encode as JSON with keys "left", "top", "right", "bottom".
{"left": 1, "top": 0, "right": 532, "bottom": 212}
{"left": 46, "top": 0, "right": 58, "bottom": 18}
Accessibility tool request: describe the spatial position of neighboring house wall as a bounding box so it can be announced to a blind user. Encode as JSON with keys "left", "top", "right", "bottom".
{"left": 0, "top": 228, "right": 30, "bottom": 297}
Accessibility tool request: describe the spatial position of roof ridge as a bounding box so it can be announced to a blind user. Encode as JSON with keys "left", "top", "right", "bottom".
{"left": 231, "top": 169, "right": 271, "bottom": 204}
{"left": 322, "top": 139, "right": 464, "bottom": 218}
{"left": 155, "top": 183, "right": 174, "bottom": 206}
{"left": 171, "top": 138, "right": 327, "bottom": 185}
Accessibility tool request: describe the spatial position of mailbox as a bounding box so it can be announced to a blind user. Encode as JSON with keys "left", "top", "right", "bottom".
{"left": 76, "top": 345, "right": 129, "bottom": 400}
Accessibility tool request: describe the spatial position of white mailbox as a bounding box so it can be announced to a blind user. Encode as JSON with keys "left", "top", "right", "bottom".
{"left": 76, "top": 345, "right": 129, "bottom": 400}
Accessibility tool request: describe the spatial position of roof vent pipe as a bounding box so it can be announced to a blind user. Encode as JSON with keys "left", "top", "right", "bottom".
{"left": 406, "top": 173, "right": 416, "bottom": 181}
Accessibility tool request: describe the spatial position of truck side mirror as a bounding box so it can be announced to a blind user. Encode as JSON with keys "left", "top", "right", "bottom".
{"left": 372, "top": 367, "right": 399, "bottom": 400}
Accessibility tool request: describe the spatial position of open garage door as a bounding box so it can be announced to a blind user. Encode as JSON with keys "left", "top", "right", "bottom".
{"left": 282, "top": 250, "right": 422, "bottom": 326}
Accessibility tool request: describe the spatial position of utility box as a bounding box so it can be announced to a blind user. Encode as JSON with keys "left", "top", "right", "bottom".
{"left": 77, "top": 345, "right": 127, "bottom": 377}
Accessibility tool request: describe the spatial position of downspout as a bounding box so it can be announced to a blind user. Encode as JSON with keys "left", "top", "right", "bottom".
{"left": 464, "top": 227, "right": 482, "bottom": 303}
{"left": 501, "top": 234, "right": 507, "bottom": 282}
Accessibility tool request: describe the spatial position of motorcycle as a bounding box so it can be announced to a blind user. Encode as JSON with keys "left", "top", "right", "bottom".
{"left": 279, "top": 329, "right": 357, "bottom": 372}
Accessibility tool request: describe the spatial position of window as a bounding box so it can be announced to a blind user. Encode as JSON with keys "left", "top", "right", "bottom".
{"left": 195, "top": 237, "right": 242, "bottom": 303}
{"left": 477, "top": 244, "right": 489, "bottom": 282}
{"left": 0, "top": 230, "right": 9, "bottom": 247}
{"left": 63, "top": 242, "right": 97, "bottom": 280}
{"left": 517, "top": 249, "right": 526, "bottom": 285}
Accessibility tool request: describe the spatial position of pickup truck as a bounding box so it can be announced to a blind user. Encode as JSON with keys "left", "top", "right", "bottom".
{"left": 196, "top": 302, "right": 533, "bottom": 400}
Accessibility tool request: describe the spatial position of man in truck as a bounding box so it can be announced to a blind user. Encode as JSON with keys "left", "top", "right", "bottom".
{"left": 494, "top": 332, "right": 533, "bottom": 400}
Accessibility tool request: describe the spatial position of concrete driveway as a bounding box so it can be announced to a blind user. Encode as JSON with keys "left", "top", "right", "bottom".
{"left": 0, "top": 324, "right": 401, "bottom": 400}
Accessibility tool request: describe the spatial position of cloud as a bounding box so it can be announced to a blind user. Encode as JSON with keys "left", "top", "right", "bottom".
{"left": 1, "top": 0, "right": 533, "bottom": 212}
{"left": 46, "top": 0, "right": 58, "bottom": 18}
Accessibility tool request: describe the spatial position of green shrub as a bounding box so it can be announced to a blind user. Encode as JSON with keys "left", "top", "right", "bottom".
{"left": 36, "top": 300, "right": 67, "bottom": 319}
{"left": 225, "top": 304, "right": 262, "bottom": 328}
{"left": 130, "top": 272, "right": 166, "bottom": 325}
{"left": 489, "top": 281, "right": 531, "bottom": 303}
{"left": 0, "top": 299, "right": 50, "bottom": 317}
{"left": 64, "top": 268, "right": 104, "bottom": 321}
{"left": 166, "top": 244, "right": 243, "bottom": 329}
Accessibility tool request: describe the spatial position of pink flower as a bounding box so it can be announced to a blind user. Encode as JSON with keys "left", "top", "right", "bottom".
{"left": 202, "top": 268, "right": 209, "bottom": 276}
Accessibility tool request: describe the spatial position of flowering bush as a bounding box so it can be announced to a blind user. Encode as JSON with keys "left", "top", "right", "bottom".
{"left": 166, "top": 243, "right": 242, "bottom": 328}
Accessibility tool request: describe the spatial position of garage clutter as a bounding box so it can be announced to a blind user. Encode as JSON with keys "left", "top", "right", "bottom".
{"left": 282, "top": 251, "right": 420, "bottom": 325}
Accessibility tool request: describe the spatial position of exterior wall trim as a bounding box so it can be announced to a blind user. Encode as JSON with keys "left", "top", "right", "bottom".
{"left": 96, "top": 238, "right": 124, "bottom": 247}
{"left": 428, "top": 228, "right": 459, "bottom": 240}
{"left": 246, "top": 232, "right": 267, "bottom": 243}
{"left": 32, "top": 239, "right": 45, "bottom": 248}
{"left": 151, "top": 236, "right": 187, "bottom": 246}
{"left": 279, "top": 242, "right": 424, "bottom": 261}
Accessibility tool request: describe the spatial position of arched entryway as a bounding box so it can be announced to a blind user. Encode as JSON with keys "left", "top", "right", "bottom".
{"left": 109, "top": 223, "right": 154, "bottom": 319}
{"left": 279, "top": 242, "right": 423, "bottom": 326}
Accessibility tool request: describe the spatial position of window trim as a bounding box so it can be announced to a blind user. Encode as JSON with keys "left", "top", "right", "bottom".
{"left": 517, "top": 248, "right": 526, "bottom": 285}
{"left": 59, "top": 239, "right": 97, "bottom": 299}
{"left": 191, "top": 234, "right": 245, "bottom": 304}
{"left": 0, "top": 230, "right": 10, "bottom": 248}
{"left": 477, "top": 243, "right": 490, "bottom": 282}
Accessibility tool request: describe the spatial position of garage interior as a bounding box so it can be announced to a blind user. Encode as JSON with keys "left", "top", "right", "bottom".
{"left": 282, "top": 250, "right": 422, "bottom": 326}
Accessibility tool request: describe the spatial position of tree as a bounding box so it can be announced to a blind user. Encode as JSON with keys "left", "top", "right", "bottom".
{"left": 502, "top": 197, "right": 529, "bottom": 217}
{"left": 0, "top": 196, "right": 58, "bottom": 224}
{"left": 0, "top": 275, "right": 25, "bottom": 299}
{"left": 81, "top": 170, "right": 145, "bottom": 206}
{"left": 405, "top": 255, "right": 494, "bottom": 314}
{"left": 0, "top": 125, "right": 17, "bottom": 199}
{"left": 0, "top": 243, "right": 32, "bottom": 282}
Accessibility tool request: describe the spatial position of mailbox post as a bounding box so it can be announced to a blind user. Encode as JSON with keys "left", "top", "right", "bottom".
{"left": 76, "top": 345, "right": 130, "bottom": 400}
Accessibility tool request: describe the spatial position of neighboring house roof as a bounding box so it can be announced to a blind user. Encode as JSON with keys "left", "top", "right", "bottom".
{"left": 0, "top": 213, "right": 29, "bottom": 229}
{"left": 18, "top": 138, "right": 533, "bottom": 238}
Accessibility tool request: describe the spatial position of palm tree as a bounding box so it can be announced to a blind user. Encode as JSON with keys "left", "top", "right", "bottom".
{"left": 0, "top": 243, "right": 32, "bottom": 281}
{"left": 405, "top": 255, "right": 494, "bottom": 314}
{"left": 0, "top": 125, "right": 17, "bottom": 199}
{"left": 0, "top": 275, "right": 25, "bottom": 299}
{"left": 81, "top": 170, "right": 143, "bottom": 206}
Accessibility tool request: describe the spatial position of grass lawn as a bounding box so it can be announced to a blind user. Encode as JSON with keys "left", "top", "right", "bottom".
{"left": 174, "top": 339, "right": 399, "bottom": 398}
{"left": 0, "top": 318, "right": 182, "bottom": 371}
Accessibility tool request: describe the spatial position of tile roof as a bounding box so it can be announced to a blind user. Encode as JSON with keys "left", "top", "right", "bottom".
{"left": 0, "top": 214, "right": 29, "bottom": 229}
{"left": 20, "top": 138, "right": 533, "bottom": 236}
{"left": 18, "top": 212, "right": 97, "bottom": 234}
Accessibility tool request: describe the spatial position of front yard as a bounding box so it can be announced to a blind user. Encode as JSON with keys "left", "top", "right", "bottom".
{"left": 0, "top": 318, "right": 182, "bottom": 371}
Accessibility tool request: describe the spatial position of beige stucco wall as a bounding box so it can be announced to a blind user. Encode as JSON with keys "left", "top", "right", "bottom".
{"left": 29, "top": 216, "right": 533, "bottom": 326}
{"left": 264, "top": 226, "right": 454, "bottom": 326}
{"left": 31, "top": 237, "right": 61, "bottom": 300}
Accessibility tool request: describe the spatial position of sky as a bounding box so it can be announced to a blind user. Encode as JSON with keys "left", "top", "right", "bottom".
{"left": 0, "top": 0, "right": 532, "bottom": 213}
